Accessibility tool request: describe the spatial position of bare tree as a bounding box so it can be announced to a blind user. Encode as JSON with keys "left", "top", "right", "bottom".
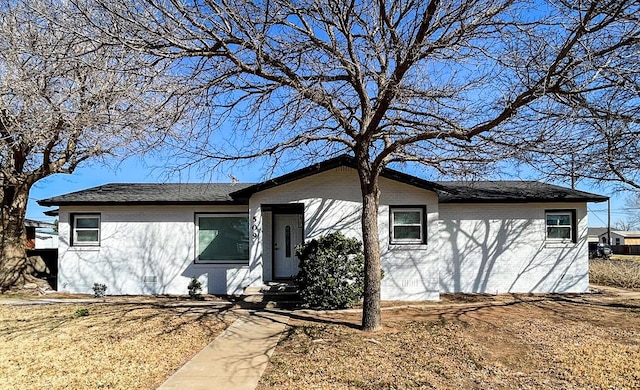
{"left": 516, "top": 82, "right": 640, "bottom": 190}
{"left": 0, "top": 0, "right": 186, "bottom": 291}
{"left": 613, "top": 194, "right": 640, "bottom": 231}
{"left": 613, "top": 220, "right": 634, "bottom": 231}
{"left": 81, "top": 0, "right": 639, "bottom": 331}
{"left": 510, "top": 0, "right": 640, "bottom": 190}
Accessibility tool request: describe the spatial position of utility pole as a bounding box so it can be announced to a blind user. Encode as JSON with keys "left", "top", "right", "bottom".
{"left": 607, "top": 198, "right": 611, "bottom": 245}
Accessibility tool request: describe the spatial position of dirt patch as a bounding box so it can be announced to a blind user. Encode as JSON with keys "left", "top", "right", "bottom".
{"left": 0, "top": 300, "right": 233, "bottom": 390}
{"left": 259, "top": 293, "right": 640, "bottom": 389}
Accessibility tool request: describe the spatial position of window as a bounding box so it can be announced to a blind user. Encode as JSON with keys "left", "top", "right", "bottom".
{"left": 545, "top": 210, "right": 576, "bottom": 242}
{"left": 390, "top": 206, "right": 426, "bottom": 244}
{"left": 196, "top": 213, "right": 249, "bottom": 263}
{"left": 616, "top": 238, "right": 621, "bottom": 245}
{"left": 72, "top": 214, "right": 100, "bottom": 246}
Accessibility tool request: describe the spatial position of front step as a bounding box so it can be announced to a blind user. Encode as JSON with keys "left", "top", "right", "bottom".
{"left": 241, "top": 281, "right": 301, "bottom": 307}
{"left": 243, "top": 281, "right": 299, "bottom": 295}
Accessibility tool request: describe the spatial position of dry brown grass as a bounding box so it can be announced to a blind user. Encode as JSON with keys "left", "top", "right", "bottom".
{"left": 259, "top": 295, "right": 640, "bottom": 389}
{"left": 590, "top": 258, "right": 640, "bottom": 289}
{"left": 611, "top": 254, "right": 640, "bottom": 263}
{"left": 3, "top": 292, "right": 639, "bottom": 390}
{"left": 0, "top": 300, "right": 232, "bottom": 390}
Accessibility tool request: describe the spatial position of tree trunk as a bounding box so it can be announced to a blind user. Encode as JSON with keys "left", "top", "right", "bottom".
{"left": 356, "top": 157, "right": 383, "bottom": 332}
{"left": 0, "top": 183, "right": 30, "bottom": 291}
{"left": 361, "top": 186, "right": 382, "bottom": 331}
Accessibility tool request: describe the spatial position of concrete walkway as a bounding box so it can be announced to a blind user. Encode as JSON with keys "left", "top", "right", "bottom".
{"left": 157, "top": 311, "right": 289, "bottom": 390}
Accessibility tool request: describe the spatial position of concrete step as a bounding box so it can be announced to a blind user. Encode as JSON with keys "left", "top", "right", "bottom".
{"left": 241, "top": 282, "right": 302, "bottom": 308}
{"left": 243, "top": 282, "right": 299, "bottom": 295}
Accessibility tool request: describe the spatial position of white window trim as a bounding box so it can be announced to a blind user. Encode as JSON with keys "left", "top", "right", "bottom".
{"left": 195, "top": 213, "right": 250, "bottom": 264}
{"left": 545, "top": 210, "right": 574, "bottom": 243}
{"left": 72, "top": 214, "right": 101, "bottom": 246}
{"left": 390, "top": 206, "right": 426, "bottom": 245}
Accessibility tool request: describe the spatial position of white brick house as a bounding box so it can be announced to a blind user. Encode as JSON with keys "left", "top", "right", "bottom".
{"left": 38, "top": 155, "right": 607, "bottom": 300}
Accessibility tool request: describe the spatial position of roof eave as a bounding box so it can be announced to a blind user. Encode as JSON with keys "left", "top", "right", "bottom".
{"left": 439, "top": 195, "right": 609, "bottom": 204}
{"left": 38, "top": 200, "right": 249, "bottom": 207}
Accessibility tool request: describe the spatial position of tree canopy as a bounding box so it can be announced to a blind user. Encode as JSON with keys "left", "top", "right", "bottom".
{"left": 0, "top": 0, "right": 187, "bottom": 290}
{"left": 73, "top": 0, "right": 640, "bottom": 330}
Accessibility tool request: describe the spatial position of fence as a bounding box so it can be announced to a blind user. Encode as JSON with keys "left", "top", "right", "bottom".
{"left": 611, "top": 245, "right": 640, "bottom": 255}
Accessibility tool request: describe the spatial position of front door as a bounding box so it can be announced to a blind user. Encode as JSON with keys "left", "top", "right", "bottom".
{"left": 273, "top": 214, "right": 303, "bottom": 279}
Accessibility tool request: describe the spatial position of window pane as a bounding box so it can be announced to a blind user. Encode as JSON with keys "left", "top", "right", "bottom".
{"left": 76, "top": 217, "right": 99, "bottom": 228}
{"left": 199, "top": 216, "right": 249, "bottom": 261}
{"left": 547, "top": 214, "right": 570, "bottom": 226}
{"left": 285, "top": 225, "right": 291, "bottom": 258}
{"left": 394, "top": 226, "right": 421, "bottom": 240}
{"left": 76, "top": 230, "right": 99, "bottom": 242}
{"left": 394, "top": 211, "right": 421, "bottom": 225}
{"left": 547, "top": 227, "right": 571, "bottom": 239}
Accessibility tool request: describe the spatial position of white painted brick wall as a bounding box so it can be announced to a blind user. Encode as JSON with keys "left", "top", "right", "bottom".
{"left": 250, "top": 167, "right": 441, "bottom": 300}
{"left": 56, "top": 170, "right": 590, "bottom": 300}
{"left": 57, "top": 205, "right": 250, "bottom": 295}
{"left": 438, "top": 202, "right": 589, "bottom": 294}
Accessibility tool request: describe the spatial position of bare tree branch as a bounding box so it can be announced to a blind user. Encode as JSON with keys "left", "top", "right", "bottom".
{"left": 0, "top": 0, "right": 188, "bottom": 290}
{"left": 74, "top": 0, "right": 640, "bottom": 330}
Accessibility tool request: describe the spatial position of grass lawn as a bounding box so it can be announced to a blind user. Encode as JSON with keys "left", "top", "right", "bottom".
{"left": 2, "top": 292, "right": 639, "bottom": 389}
{"left": 590, "top": 258, "right": 640, "bottom": 289}
{"left": 612, "top": 254, "right": 640, "bottom": 263}
{"left": 259, "top": 293, "right": 640, "bottom": 389}
{"left": 0, "top": 298, "right": 233, "bottom": 390}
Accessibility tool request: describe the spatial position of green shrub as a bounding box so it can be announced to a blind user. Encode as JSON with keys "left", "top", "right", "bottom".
{"left": 295, "top": 232, "right": 365, "bottom": 309}
{"left": 188, "top": 278, "right": 204, "bottom": 300}
{"left": 92, "top": 283, "right": 107, "bottom": 298}
{"left": 74, "top": 308, "right": 89, "bottom": 318}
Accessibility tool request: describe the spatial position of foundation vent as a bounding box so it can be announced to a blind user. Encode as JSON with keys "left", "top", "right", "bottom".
{"left": 142, "top": 276, "right": 158, "bottom": 283}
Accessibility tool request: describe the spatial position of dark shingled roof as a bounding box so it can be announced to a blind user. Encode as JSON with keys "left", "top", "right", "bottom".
{"left": 38, "top": 183, "right": 255, "bottom": 206}
{"left": 37, "top": 156, "right": 608, "bottom": 206}
{"left": 229, "top": 155, "right": 606, "bottom": 203}
{"left": 434, "top": 181, "right": 607, "bottom": 203}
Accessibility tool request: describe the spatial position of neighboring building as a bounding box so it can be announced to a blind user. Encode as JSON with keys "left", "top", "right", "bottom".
{"left": 38, "top": 155, "right": 607, "bottom": 300}
{"left": 588, "top": 227, "right": 608, "bottom": 244}
{"left": 35, "top": 231, "right": 59, "bottom": 249}
{"left": 599, "top": 230, "right": 640, "bottom": 246}
{"left": 24, "top": 219, "right": 56, "bottom": 249}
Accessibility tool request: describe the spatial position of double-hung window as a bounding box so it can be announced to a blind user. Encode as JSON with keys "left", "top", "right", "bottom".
{"left": 545, "top": 210, "right": 576, "bottom": 243}
{"left": 196, "top": 213, "right": 249, "bottom": 263}
{"left": 390, "top": 206, "right": 426, "bottom": 244}
{"left": 72, "top": 214, "right": 101, "bottom": 246}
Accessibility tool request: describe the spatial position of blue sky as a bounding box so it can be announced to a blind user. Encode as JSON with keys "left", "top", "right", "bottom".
{"left": 27, "top": 154, "right": 630, "bottom": 229}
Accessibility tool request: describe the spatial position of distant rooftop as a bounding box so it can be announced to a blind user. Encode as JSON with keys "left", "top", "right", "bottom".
{"left": 24, "top": 218, "right": 55, "bottom": 228}
{"left": 608, "top": 230, "right": 640, "bottom": 238}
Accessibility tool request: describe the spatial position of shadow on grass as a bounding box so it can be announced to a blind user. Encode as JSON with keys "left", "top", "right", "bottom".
{"left": 3, "top": 289, "right": 639, "bottom": 341}
{"left": 0, "top": 297, "right": 236, "bottom": 340}
{"left": 246, "top": 290, "right": 640, "bottom": 335}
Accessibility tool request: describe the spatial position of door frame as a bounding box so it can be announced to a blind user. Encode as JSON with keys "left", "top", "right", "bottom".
{"left": 265, "top": 203, "right": 304, "bottom": 280}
